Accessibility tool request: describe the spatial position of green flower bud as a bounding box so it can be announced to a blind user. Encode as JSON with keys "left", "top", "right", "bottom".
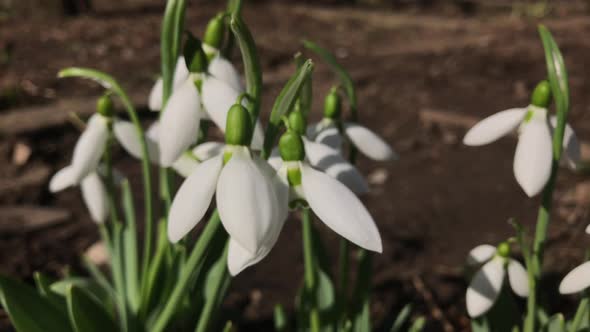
{"left": 183, "top": 33, "right": 208, "bottom": 73}
{"left": 530, "top": 80, "right": 552, "bottom": 108}
{"left": 323, "top": 86, "right": 341, "bottom": 120}
{"left": 288, "top": 110, "right": 306, "bottom": 135}
{"left": 96, "top": 94, "right": 114, "bottom": 117}
{"left": 279, "top": 131, "right": 305, "bottom": 161}
{"left": 496, "top": 242, "right": 511, "bottom": 258}
{"left": 203, "top": 14, "right": 225, "bottom": 50}
{"left": 225, "top": 104, "right": 252, "bottom": 146}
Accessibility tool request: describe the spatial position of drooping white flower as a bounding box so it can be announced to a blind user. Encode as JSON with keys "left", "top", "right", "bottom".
{"left": 558, "top": 224, "right": 590, "bottom": 294}
{"left": 465, "top": 243, "right": 528, "bottom": 318}
{"left": 463, "top": 80, "right": 580, "bottom": 197}
{"left": 167, "top": 104, "right": 280, "bottom": 263}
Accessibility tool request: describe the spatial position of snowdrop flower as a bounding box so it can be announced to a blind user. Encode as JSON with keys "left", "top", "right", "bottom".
{"left": 269, "top": 110, "right": 369, "bottom": 194}
{"left": 168, "top": 104, "right": 282, "bottom": 267}
{"left": 465, "top": 242, "right": 528, "bottom": 318}
{"left": 307, "top": 87, "right": 396, "bottom": 161}
{"left": 158, "top": 38, "right": 263, "bottom": 166}
{"left": 228, "top": 128, "right": 382, "bottom": 276}
{"left": 558, "top": 225, "right": 590, "bottom": 294}
{"left": 148, "top": 14, "right": 242, "bottom": 111}
{"left": 49, "top": 96, "right": 115, "bottom": 223}
{"left": 463, "top": 80, "right": 580, "bottom": 197}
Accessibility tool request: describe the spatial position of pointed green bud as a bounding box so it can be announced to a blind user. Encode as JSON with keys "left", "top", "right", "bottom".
{"left": 279, "top": 131, "right": 305, "bottom": 161}
{"left": 183, "top": 33, "right": 208, "bottom": 73}
{"left": 203, "top": 13, "right": 225, "bottom": 50}
{"left": 96, "top": 94, "right": 114, "bottom": 117}
{"left": 530, "top": 80, "right": 551, "bottom": 108}
{"left": 323, "top": 86, "right": 341, "bottom": 119}
{"left": 496, "top": 242, "right": 510, "bottom": 258}
{"left": 225, "top": 104, "right": 252, "bottom": 146}
{"left": 288, "top": 110, "right": 306, "bottom": 135}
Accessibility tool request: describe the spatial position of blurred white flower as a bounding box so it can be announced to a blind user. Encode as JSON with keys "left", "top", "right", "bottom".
{"left": 465, "top": 244, "right": 528, "bottom": 318}
{"left": 559, "top": 225, "right": 590, "bottom": 295}
{"left": 463, "top": 105, "right": 579, "bottom": 197}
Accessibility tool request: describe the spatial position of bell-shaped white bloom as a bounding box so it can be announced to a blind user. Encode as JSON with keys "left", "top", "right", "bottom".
{"left": 208, "top": 54, "right": 243, "bottom": 92}
{"left": 167, "top": 146, "right": 280, "bottom": 255}
{"left": 465, "top": 244, "right": 529, "bottom": 318}
{"left": 560, "top": 261, "right": 590, "bottom": 294}
{"left": 463, "top": 106, "right": 580, "bottom": 197}
{"left": 148, "top": 57, "right": 190, "bottom": 111}
{"left": 50, "top": 114, "right": 109, "bottom": 192}
{"left": 80, "top": 172, "right": 109, "bottom": 224}
{"left": 268, "top": 139, "right": 369, "bottom": 195}
{"left": 308, "top": 119, "right": 396, "bottom": 161}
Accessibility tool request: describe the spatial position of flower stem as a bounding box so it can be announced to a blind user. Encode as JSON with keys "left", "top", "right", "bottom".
{"left": 569, "top": 297, "right": 589, "bottom": 332}
{"left": 302, "top": 209, "right": 321, "bottom": 332}
{"left": 150, "top": 212, "right": 223, "bottom": 332}
{"left": 194, "top": 244, "right": 231, "bottom": 332}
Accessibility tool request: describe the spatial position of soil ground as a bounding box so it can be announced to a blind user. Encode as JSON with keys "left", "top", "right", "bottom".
{"left": 2, "top": 1, "right": 590, "bottom": 331}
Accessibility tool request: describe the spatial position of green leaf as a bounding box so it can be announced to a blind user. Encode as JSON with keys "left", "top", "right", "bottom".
{"left": 471, "top": 317, "right": 491, "bottom": 332}
{"left": 408, "top": 317, "right": 426, "bottom": 332}
{"left": 302, "top": 40, "right": 357, "bottom": 116}
{"left": 262, "top": 60, "right": 314, "bottom": 158}
{"left": 390, "top": 304, "right": 413, "bottom": 332}
{"left": 274, "top": 304, "right": 289, "bottom": 331}
{"left": 66, "top": 285, "right": 117, "bottom": 332}
{"left": 50, "top": 277, "right": 109, "bottom": 304}
{"left": 0, "top": 275, "right": 72, "bottom": 332}
{"left": 294, "top": 53, "right": 313, "bottom": 118}
{"left": 161, "top": 0, "right": 188, "bottom": 106}
{"left": 33, "top": 272, "right": 67, "bottom": 313}
{"left": 121, "top": 180, "right": 140, "bottom": 312}
{"left": 350, "top": 250, "right": 372, "bottom": 332}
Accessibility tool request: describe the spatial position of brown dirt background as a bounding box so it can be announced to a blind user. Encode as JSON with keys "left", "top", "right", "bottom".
{"left": 3, "top": 0, "right": 590, "bottom": 331}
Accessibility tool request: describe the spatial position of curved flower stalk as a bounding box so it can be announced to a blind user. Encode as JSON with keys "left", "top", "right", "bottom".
{"left": 307, "top": 87, "right": 396, "bottom": 162}
{"left": 559, "top": 226, "right": 590, "bottom": 294}
{"left": 228, "top": 129, "right": 382, "bottom": 276}
{"left": 269, "top": 110, "right": 369, "bottom": 194}
{"left": 167, "top": 103, "right": 281, "bottom": 273}
{"left": 463, "top": 80, "right": 580, "bottom": 197}
{"left": 465, "top": 242, "right": 529, "bottom": 318}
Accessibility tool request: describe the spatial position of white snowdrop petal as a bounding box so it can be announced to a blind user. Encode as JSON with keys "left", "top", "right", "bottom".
{"left": 304, "top": 138, "right": 368, "bottom": 194}
{"left": 216, "top": 152, "right": 275, "bottom": 253}
{"left": 201, "top": 76, "right": 241, "bottom": 133}
{"left": 171, "top": 154, "right": 200, "bottom": 178}
{"left": 463, "top": 108, "right": 528, "bottom": 146}
{"left": 268, "top": 149, "right": 282, "bottom": 171}
{"left": 559, "top": 261, "right": 590, "bottom": 294}
{"left": 507, "top": 259, "right": 529, "bottom": 297}
{"left": 71, "top": 114, "right": 109, "bottom": 182}
{"left": 466, "top": 244, "right": 496, "bottom": 266}
{"left": 172, "top": 57, "right": 190, "bottom": 87}
{"left": 192, "top": 142, "right": 225, "bottom": 161}
{"left": 550, "top": 117, "right": 581, "bottom": 170}
{"left": 466, "top": 258, "right": 505, "bottom": 317}
{"left": 344, "top": 123, "right": 396, "bottom": 161}
{"left": 513, "top": 119, "right": 553, "bottom": 197}
{"left": 113, "top": 120, "right": 160, "bottom": 164}
{"left": 146, "top": 121, "right": 160, "bottom": 141}
{"left": 81, "top": 172, "right": 109, "bottom": 224}
{"left": 167, "top": 156, "right": 223, "bottom": 243}
{"left": 49, "top": 166, "right": 77, "bottom": 192}
{"left": 301, "top": 164, "right": 382, "bottom": 252}
{"left": 159, "top": 78, "right": 201, "bottom": 166}
{"left": 148, "top": 78, "right": 164, "bottom": 111}
{"left": 209, "top": 55, "right": 243, "bottom": 92}
{"left": 315, "top": 126, "right": 343, "bottom": 151}
{"left": 306, "top": 122, "right": 321, "bottom": 140}
{"left": 586, "top": 224, "right": 590, "bottom": 235}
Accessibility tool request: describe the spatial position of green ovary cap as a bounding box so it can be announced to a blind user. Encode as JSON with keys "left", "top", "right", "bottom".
{"left": 203, "top": 14, "right": 225, "bottom": 50}
{"left": 496, "top": 242, "right": 511, "bottom": 258}
{"left": 323, "top": 87, "right": 341, "bottom": 119}
{"left": 279, "top": 131, "right": 305, "bottom": 161}
{"left": 225, "top": 104, "right": 252, "bottom": 146}
{"left": 530, "top": 80, "right": 552, "bottom": 108}
{"left": 288, "top": 110, "right": 306, "bottom": 135}
{"left": 96, "top": 94, "right": 114, "bottom": 117}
